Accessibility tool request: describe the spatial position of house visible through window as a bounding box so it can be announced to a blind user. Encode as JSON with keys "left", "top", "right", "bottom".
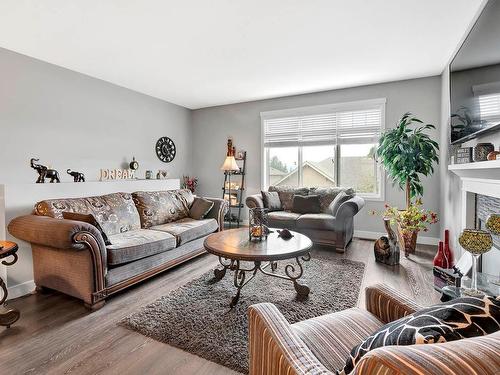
{"left": 261, "top": 99, "right": 385, "bottom": 199}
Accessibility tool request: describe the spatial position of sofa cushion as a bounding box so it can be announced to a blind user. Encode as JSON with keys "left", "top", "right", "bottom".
{"left": 341, "top": 295, "right": 500, "bottom": 375}
{"left": 62, "top": 211, "right": 112, "bottom": 246}
{"left": 292, "top": 308, "right": 383, "bottom": 372}
{"left": 292, "top": 194, "right": 321, "bottom": 214}
{"left": 261, "top": 191, "right": 282, "bottom": 212}
{"left": 309, "top": 187, "right": 355, "bottom": 213}
{"left": 269, "top": 186, "right": 309, "bottom": 211}
{"left": 189, "top": 197, "right": 214, "bottom": 220}
{"left": 107, "top": 229, "right": 176, "bottom": 266}
{"left": 132, "top": 190, "right": 189, "bottom": 228}
{"left": 150, "top": 218, "right": 218, "bottom": 246}
{"left": 296, "top": 213, "right": 336, "bottom": 231}
{"left": 35, "top": 192, "right": 141, "bottom": 236}
{"left": 329, "top": 191, "right": 355, "bottom": 216}
{"left": 267, "top": 211, "right": 301, "bottom": 229}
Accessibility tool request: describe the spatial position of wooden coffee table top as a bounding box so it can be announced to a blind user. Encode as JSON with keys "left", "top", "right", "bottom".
{"left": 204, "top": 228, "right": 312, "bottom": 261}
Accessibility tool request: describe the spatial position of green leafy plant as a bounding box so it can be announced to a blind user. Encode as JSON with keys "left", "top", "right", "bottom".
{"left": 376, "top": 112, "right": 439, "bottom": 208}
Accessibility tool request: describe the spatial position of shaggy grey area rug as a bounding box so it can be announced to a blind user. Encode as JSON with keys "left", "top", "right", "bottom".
{"left": 121, "top": 256, "right": 365, "bottom": 374}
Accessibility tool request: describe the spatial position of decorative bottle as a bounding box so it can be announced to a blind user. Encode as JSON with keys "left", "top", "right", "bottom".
{"left": 433, "top": 241, "right": 447, "bottom": 268}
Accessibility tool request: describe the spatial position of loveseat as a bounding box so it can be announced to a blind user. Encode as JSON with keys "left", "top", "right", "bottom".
{"left": 248, "top": 284, "right": 500, "bottom": 375}
{"left": 8, "top": 189, "right": 227, "bottom": 310}
{"left": 246, "top": 186, "right": 364, "bottom": 251}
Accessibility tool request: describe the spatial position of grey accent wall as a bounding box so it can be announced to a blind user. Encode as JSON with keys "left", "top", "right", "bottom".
{"left": 192, "top": 76, "right": 442, "bottom": 238}
{"left": 0, "top": 48, "right": 192, "bottom": 184}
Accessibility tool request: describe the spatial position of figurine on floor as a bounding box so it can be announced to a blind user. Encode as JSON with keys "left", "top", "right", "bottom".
{"left": 374, "top": 219, "right": 400, "bottom": 265}
{"left": 30, "top": 158, "right": 60, "bottom": 183}
{"left": 67, "top": 169, "right": 85, "bottom": 182}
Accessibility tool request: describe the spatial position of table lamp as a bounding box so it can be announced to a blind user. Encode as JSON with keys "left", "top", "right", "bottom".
{"left": 221, "top": 155, "right": 239, "bottom": 227}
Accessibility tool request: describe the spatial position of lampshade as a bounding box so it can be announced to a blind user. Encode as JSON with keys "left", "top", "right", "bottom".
{"left": 220, "top": 156, "right": 239, "bottom": 171}
{"left": 458, "top": 229, "right": 493, "bottom": 255}
{"left": 485, "top": 214, "right": 500, "bottom": 235}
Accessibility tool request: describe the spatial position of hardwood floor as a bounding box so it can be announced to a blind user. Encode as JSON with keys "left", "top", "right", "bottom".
{"left": 0, "top": 238, "right": 440, "bottom": 375}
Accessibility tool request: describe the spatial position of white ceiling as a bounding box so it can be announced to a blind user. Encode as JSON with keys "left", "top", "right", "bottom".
{"left": 0, "top": 0, "right": 484, "bottom": 109}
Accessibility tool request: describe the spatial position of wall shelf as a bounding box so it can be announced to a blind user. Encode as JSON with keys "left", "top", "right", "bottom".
{"left": 448, "top": 160, "right": 500, "bottom": 179}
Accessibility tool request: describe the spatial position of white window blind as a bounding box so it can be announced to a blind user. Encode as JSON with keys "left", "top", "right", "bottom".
{"left": 263, "top": 103, "right": 383, "bottom": 147}
{"left": 478, "top": 93, "right": 500, "bottom": 123}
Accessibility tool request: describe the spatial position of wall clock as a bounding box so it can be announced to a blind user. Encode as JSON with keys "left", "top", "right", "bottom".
{"left": 155, "top": 137, "right": 176, "bottom": 163}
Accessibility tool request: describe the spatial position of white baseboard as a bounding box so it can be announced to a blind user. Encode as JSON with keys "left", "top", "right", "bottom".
{"left": 7, "top": 280, "right": 35, "bottom": 300}
{"left": 354, "top": 230, "right": 439, "bottom": 245}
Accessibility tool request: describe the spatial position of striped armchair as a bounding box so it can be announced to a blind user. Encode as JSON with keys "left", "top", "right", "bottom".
{"left": 248, "top": 284, "right": 500, "bottom": 375}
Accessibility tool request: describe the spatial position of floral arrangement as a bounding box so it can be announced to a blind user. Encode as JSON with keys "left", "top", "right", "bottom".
{"left": 371, "top": 199, "right": 438, "bottom": 233}
{"left": 182, "top": 175, "right": 198, "bottom": 193}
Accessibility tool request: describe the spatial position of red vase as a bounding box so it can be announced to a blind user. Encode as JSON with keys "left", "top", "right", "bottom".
{"left": 434, "top": 241, "right": 447, "bottom": 268}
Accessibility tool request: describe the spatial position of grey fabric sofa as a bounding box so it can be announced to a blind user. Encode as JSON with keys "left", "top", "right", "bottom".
{"left": 246, "top": 186, "right": 364, "bottom": 251}
{"left": 8, "top": 189, "right": 227, "bottom": 310}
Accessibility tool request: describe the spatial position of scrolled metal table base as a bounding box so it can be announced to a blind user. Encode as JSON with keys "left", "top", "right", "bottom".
{"left": 0, "top": 251, "right": 20, "bottom": 328}
{"left": 213, "top": 253, "right": 311, "bottom": 307}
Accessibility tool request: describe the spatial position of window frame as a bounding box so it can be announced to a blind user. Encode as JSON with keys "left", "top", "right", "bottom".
{"left": 260, "top": 98, "right": 386, "bottom": 201}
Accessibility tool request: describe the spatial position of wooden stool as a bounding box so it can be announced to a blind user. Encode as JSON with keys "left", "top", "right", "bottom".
{"left": 0, "top": 241, "right": 20, "bottom": 328}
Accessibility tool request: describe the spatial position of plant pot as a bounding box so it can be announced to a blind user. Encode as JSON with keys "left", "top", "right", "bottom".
{"left": 397, "top": 224, "right": 418, "bottom": 257}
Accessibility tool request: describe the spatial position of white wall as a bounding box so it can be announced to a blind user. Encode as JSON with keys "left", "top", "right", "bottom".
{"left": 0, "top": 48, "right": 192, "bottom": 184}
{"left": 192, "top": 76, "right": 442, "bottom": 239}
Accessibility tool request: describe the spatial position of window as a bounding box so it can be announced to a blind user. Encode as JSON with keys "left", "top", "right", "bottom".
{"left": 261, "top": 99, "right": 385, "bottom": 199}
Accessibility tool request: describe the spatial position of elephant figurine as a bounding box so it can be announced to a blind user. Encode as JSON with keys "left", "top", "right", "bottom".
{"left": 67, "top": 169, "right": 85, "bottom": 182}
{"left": 30, "top": 158, "right": 60, "bottom": 183}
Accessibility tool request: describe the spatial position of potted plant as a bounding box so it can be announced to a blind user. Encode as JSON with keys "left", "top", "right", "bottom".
{"left": 182, "top": 175, "right": 198, "bottom": 193}
{"left": 376, "top": 112, "right": 439, "bottom": 256}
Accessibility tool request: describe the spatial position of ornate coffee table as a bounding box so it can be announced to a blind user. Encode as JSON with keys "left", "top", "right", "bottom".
{"left": 204, "top": 228, "right": 313, "bottom": 307}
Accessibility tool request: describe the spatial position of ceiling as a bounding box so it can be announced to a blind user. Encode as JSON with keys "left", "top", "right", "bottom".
{"left": 0, "top": 0, "right": 485, "bottom": 109}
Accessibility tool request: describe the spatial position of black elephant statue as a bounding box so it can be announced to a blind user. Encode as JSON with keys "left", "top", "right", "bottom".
{"left": 30, "top": 158, "right": 60, "bottom": 183}
{"left": 67, "top": 169, "right": 85, "bottom": 182}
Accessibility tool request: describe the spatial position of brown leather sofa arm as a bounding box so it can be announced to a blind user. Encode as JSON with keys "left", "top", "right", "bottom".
{"left": 8, "top": 215, "right": 105, "bottom": 250}
{"left": 204, "top": 197, "right": 229, "bottom": 231}
{"left": 8, "top": 215, "right": 108, "bottom": 274}
{"left": 246, "top": 194, "right": 264, "bottom": 209}
{"left": 248, "top": 303, "right": 332, "bottom": 375}
{"left": 365, "top": 284, "right": 422, "bottom": 324}
{"left": 355, "top": 331, "right": 500, "bottom": 375}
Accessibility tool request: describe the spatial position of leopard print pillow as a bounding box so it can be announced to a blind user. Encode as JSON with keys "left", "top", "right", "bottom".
{"left": 339, "top": 295, "right": 500, "bottom": 375}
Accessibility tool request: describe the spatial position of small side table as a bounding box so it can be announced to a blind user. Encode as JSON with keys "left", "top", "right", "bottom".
{"left": 440, "top": 272, "right": 500, "bottom": 302}
{"left": 0, "top": 241, "right": 20, "bottom": 328}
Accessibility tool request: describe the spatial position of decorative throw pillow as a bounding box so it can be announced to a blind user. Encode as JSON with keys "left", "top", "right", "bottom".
{"left": 261, "top": 191, "right": 282, "bottom": 211}
{"left": 189, "top": 198, "right": 214, "bottom": 220}
{"left": 269, "top": 186, "right": 309, "bottom": 211}
{"left": 62, "top": 211, "right": 112, "bottom": 246}
{"left": 292, "top": 194, "right": 321, "bottom": 214}
{"left": 329, "top": 191, "right": 354, "bottom": 216}
{"left": 338, "top": 295, "right": 500, "bottom": 375}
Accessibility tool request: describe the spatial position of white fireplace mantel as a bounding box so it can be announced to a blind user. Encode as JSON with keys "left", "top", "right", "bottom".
{"left": 449, "top": 163, "right": 500, "bottom": 277}
{"left": 448, "top": 159, "right": 500, "bottom": 179}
